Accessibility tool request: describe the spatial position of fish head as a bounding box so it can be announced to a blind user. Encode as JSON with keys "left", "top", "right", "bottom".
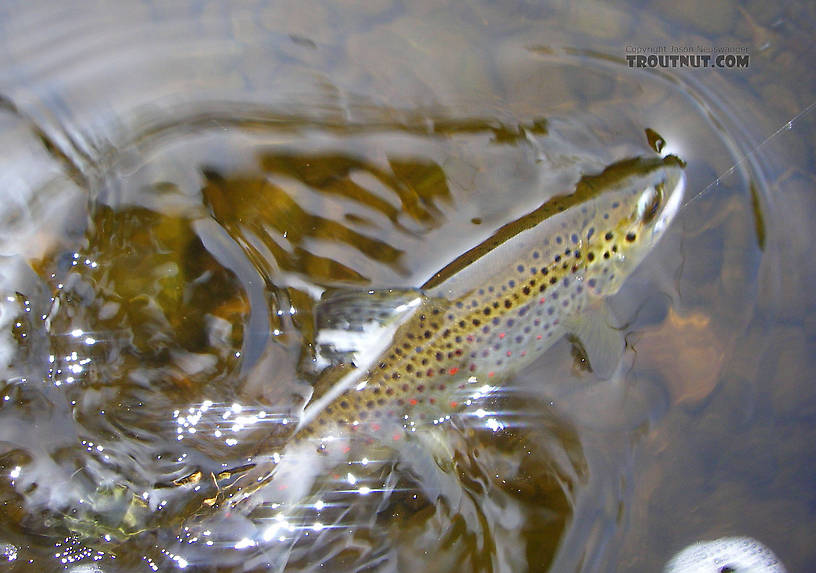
{"left": 583, "top": 159, "right": 685, "bottom": 296}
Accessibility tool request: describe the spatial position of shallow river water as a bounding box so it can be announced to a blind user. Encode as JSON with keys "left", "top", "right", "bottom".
{"left": 0, "top": 1, "right": 813, "bottom": 572}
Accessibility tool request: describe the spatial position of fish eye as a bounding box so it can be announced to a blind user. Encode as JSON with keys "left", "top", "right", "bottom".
{"left": 638, "top": 182, "right": 663, "bottom": 224}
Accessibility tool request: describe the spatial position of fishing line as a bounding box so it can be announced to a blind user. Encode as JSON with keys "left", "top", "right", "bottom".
{"left": 678, "top": 99, "right": 815, "bottom": 212}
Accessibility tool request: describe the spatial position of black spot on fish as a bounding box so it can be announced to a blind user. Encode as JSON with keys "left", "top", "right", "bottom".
{"left": 605, "top": 232, "right": 613, "bottom": 241}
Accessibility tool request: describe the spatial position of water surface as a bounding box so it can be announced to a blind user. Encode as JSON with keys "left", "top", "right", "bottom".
{"left": 0, "top": 1, "right": 813, "bottom": 571}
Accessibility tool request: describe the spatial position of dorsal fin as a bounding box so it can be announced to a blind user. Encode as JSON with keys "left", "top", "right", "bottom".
{"left": 314, "top": 287, "right": 425, "bottom": 368}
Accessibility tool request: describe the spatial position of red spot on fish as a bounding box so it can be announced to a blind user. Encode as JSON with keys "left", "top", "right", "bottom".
{"left": 392, "top": 434, "right": 401, "bottom": 441}
{"left": 371, "top": 424, "right": 381, "bottom": 431}
{"left": 521, "top": 351, "right": 527, "bottom": 357}
{"left": 540, "top": 297, "right": 546, "bottom": 304}
{"left": 278, "top": 484, "right": 288, "bottom": 491}
{"left": 498, "top": 333, "right": 506, "bottom": 339}
{"left": 506, "top": 350, "right": 512, "bottom": 357}
{"left": 409, "top": 399, "right": 417, "bottom": 405}
{"left": 488, "top": 371, "right": 495, "bottom": 377}
{"left": 342, "top": 445, "right": 351, "bottom": 453}
{"left": 450, "top": 401, "right": 458, "bottom": 407}
{"left": 430, "top": 398, "right": 436, "bottom": 404}
{"left": 536, "top": 335, "right": 543, "bottom": 340}
{"left": 449, "top": 367, "right": 459, "bottom": 375}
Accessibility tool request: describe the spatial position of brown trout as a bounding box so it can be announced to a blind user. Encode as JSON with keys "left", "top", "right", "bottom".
{"left": 209, "top": 154, "right": 686, "bottom": 512}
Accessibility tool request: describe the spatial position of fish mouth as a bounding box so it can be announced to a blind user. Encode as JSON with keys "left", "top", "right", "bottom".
{"left": 652, "top": 167, "right": 685, "bottom": 238}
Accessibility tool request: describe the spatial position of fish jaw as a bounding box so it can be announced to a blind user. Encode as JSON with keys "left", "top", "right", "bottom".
{"left": 582, "top": 162, "right": 686, "bottom": 298}
{"left": 650, "top": 165, "right": 685, "bottom": 240}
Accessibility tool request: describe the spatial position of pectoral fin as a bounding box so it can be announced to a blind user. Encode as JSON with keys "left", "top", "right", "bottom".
{"left": 562, "top": 303, "right": 624, "bottom": 380}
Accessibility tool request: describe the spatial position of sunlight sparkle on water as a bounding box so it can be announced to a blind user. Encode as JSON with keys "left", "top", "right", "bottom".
{"left": 486, "top": 418, "right": 505, "bottom": 432}
{"left": 234, "top": 538, "right": 256, "bottom": 550}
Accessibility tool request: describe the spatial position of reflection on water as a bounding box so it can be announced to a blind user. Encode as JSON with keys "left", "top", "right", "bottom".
{"left": 0, "top": 1, "right": 814, "bottom": 572}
